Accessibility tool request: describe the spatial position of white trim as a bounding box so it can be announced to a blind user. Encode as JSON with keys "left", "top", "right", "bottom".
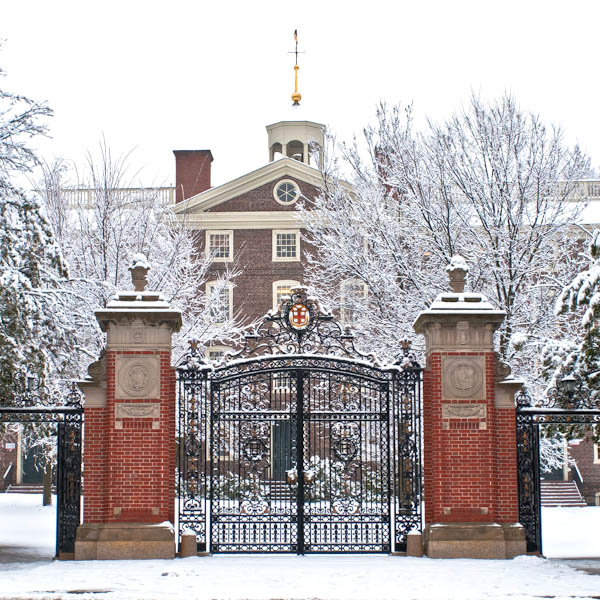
{"left": 272, "top": 230, "right": 300, "bottom": 262}
{"left": 184, "top": 211, "right": 302, "bottom": 230}
{"left": 171, "top": 157, "right": 354, "bottom": 215}
{"left": 186, "top": 211, "right": 303, "bottom": 230}
{"left": 206, "top": 230, "right": 233, "bottom": 262}
{"left": 273, "top": 179, "right": 301, "bottom": 206}
{"left": 594, "top": 443, "right": 600, "bottom": 464}
{"left": 596, "top": 492, "right": 600, "bottom": 506}
{"left": 272, "top": 279, "right": 301, "bottom": 310}
{"left": 206, "top": 281, "right": 233, "bottom": 323}
{"left": 173, "top": 158, "right": 322, "bottom": 214}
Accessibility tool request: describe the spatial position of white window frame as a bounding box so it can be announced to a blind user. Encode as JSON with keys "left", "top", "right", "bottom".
{"left": 340, "top": 279, "right": 368, "bottom": 326}
{"left": 206, "top": 345, "right": 229, "bottom": 363}
{"left": 273, "top": 179, "right": 301, "bottom": 206}
{"left": 206, "top": 230, "right": 233, "bottom": 262}
{"left": 272, "top": 279, "right": 301, "bottom": 311}
{"left": 594, "top": 443, "right": 600, "bottom": 464}
{"left": 272, "top": 229, "right": 300, "bottom": 262}
{"left": 206, "top": 281, "right": 233, "bottom": 323}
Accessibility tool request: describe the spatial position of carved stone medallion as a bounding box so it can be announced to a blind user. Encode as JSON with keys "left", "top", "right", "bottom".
{"left": 130, "top": 325, "right": 146, "bottom": 344}
{"left": 442, "top": 356, "right": 485, "bottom": 400}
{"left": 115, "top": 355, "right": 160, "bottom": 400}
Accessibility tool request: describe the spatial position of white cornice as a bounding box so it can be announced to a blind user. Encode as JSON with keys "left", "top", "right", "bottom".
{"left": 172, "top": 158, "right": 324, "bottom": 214}
{"left": 184, "top": 211, "right": 303, "bottom": 230}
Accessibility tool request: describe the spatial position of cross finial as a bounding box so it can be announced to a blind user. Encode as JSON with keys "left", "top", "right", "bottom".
{"left": 289, "top": 29, "right": 304, "bottom": 106}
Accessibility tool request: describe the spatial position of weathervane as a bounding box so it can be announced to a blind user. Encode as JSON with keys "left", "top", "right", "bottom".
{"left": 289, "top": 29, "right": 304, "bottom": 105}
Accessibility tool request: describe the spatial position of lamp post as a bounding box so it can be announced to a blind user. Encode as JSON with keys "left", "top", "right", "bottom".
{"left": 547, "top": 373, "right": 592, "bottom": 410}
{"left": 558, "top": 374, "right": 578, "bottom": 397}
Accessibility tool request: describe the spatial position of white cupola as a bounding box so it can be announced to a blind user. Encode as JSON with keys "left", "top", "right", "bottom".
{"left": 266, "top": 119, "right": 325, "bottom": 166}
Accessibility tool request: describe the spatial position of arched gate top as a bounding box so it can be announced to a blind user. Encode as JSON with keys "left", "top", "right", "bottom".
{"left": 181, "top": 286, "right": 420, "bottom": 372}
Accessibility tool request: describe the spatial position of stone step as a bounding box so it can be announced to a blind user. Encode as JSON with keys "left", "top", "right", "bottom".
{"left": 5, "top": 484, "right": 55, "bottom": 494}
{"left": 540, "top": 480, "right": 587, "bottom": 507}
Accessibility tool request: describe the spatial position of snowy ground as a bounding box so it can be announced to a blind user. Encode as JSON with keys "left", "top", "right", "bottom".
{"left": 0, "top": 495, "right": 599, "bottom": 600}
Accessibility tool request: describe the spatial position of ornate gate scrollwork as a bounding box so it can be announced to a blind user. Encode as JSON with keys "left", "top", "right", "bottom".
{"left": 0, "top": 384, "right": 83, "bottom": 557}
{"left": 177, "top": 287, "right": 422, "bottom": 554}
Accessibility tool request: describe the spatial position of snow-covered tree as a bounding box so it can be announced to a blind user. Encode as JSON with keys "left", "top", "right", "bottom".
{"left": 302, "top": 95, "right": 591, "bottom": 390}
{"left": 0, "top": 61, "right": 74, "bottom": 399}
{"left": 546, "top": 229, "right": 600, "bottom": 399}
{"left": 38, "top": 143, "right": 245, "bottom": 373}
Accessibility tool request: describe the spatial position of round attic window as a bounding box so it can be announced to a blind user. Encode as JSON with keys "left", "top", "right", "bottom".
{"left": 274, "top": 179, "right": 300, "bottom": 205}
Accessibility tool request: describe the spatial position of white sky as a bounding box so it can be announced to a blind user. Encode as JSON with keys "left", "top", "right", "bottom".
{"left": 2, "top": 0, "right": 599, "bottom": 187}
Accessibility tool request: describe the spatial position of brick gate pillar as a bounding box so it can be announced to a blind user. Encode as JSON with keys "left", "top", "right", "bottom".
{"left": 74, "top": 255, "right": 182, "bottom": 560}
{"left": 413, "top": 257, "right": 526, "bottom": 559}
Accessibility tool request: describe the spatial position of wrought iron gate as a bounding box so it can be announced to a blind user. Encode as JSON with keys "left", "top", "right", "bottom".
{"left": 0, "top": 385, "right": 83, "bottom": 558}
{"left": 516, "top": 382, "right": 600, "bottom": 554}
{"left": 178, "top": 288, "right": 422, "bottom": 554}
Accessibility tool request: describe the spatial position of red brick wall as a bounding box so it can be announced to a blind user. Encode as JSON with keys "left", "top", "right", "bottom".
{"left": 83, "top": 350, "right": 176, "bottom": 524}
{"left": 423, "top": 351, "right": 518, "bottom": 525}
{"left": 203, "top": 176, "right": 319, "bottom": 325}
{"left": 207, "top": 178, "right": 318, "bottom": 212}
{"left": 82, "top": 406, "right": 107, "bottom": 522}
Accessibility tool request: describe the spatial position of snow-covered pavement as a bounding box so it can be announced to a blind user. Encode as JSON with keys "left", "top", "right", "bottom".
{"left": 1, "top": 495, "right": 599, "bottom": 600}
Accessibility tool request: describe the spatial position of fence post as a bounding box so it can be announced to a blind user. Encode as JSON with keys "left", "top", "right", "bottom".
{"left": 413, "top": 257, "right": 526, "bottom": 558}
{"left": 74, "top": 256, "right": 182, "bottom": 560}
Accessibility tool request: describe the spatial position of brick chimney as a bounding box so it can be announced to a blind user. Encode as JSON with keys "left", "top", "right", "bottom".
{"left": 173, "top": 150, "right": 214, "bottom": 203}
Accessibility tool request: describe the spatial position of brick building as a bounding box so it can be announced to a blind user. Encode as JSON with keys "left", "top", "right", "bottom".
{"left": 172, "top": 114, "right": 327, "bottom": 358}
{"left": 569, "top": 434, "right": 600, "bottom": 505}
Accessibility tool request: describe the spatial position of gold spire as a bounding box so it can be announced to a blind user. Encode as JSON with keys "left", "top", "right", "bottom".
{"left": 291, "top": 29, "right": 302, "bottom": 105}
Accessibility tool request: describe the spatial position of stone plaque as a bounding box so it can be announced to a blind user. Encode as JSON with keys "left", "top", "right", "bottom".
{"left": 114, "top": 402, "right": 161, "bottom": 430}
{"left": 114, "top": 403, "right": 160, "bottom": 419}
{"left": 115, "top": 355, "right": 160, "bottom": 400}
{"left": 442, "top": 403, "right": 486, "bottom": 419}
{"left": 442, "top": 356, "right": 485, "bottom": 400}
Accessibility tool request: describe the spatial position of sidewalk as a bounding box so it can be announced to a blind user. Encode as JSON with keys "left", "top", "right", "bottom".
{"left": 1, "top": 553, "right": 600, "bottom": 600}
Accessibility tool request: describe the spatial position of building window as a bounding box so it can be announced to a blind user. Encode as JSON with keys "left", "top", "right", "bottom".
{"left": 206, "top": 281, "right": 233, "bottom": 323}
{"left": 340, "top": 279, "right": 368, "bottom": 326}
{"left": 594, "top": 443, "right": 600, "bottom": 464}
{"left": 272, "top": 280, "right": 301, "bottom": 310}
{"left": 272, "top": 230, "right": 300, "bottom": 261}
{"left": 206, "top": 230, "right": 233, "bottom": 262}
{"left": 273, "top": 179, "right": 300, "bottom": 205}
{"left": 272, "top": 372, "right": 291, "bottom": 392}
{"left": 207, "top": 345, "right": 229, "bottom": 362}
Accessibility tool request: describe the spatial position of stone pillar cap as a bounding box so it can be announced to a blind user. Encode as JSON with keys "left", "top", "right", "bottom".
{"left": 413, "top": 291, "right": 505, "bottom": 334}
{"left": 95, "top": 261, "right": 182, "bottom": 333}
{"left": 428, "top": 291, "right": 502, "bottom": 312}
{"left": 414, "top": 256, "right": 505, "bottom": 333}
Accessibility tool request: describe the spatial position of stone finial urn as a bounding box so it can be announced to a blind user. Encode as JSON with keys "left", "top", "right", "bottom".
{"left": 446, "top": 255, "right": 469, "bottom": 293}
{"left": 128, "top": 253, "right": 150, "bottom": 292}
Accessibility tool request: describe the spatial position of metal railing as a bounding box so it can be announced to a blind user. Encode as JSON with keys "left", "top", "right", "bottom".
{"left": 62, "top": 186, "right": 175, "bottom": 208}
